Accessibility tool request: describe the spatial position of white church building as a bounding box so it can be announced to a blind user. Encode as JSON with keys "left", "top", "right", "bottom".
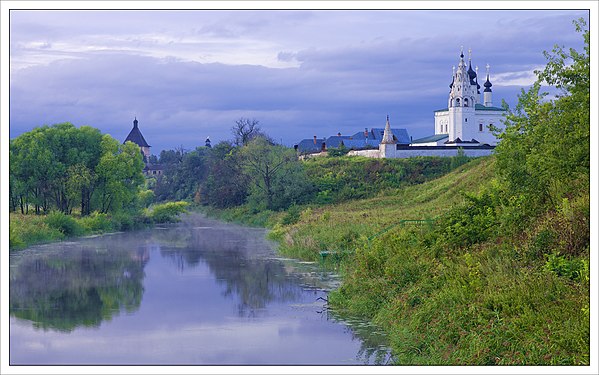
{"left": 297, "top": 48, "right": 506, "bottom": 159}
{"left": 412, "top": 48, "right": 506, "bottom": 147}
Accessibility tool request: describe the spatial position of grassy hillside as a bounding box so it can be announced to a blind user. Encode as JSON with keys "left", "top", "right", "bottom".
{"left": 269, "top": 156, "right": 494, "bottom": 261}
{"left": 266, "top": 155, "right": 589, "bottom": 365}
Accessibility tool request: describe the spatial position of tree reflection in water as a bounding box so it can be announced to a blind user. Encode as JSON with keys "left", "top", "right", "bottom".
{"left": 157, "top": 223, "right": 302, "bottom": 318}
{"left": 10, "top": 215, "right": 393, "bottom": 364}
{"left": 10, "top": 242, "right": 148, "bottom": 332}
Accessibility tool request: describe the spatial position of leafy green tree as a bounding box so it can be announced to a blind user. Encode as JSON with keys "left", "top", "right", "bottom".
{"left": 494, "top": 18, "right": 589, "bottom": 209}
{"left": 239, "top": 137, "right": 313, "bottom": 211}
{"left": 200, "top": 141, "right": 249, "bottom": 208}
{"left": 94, "top": 137, "right": 145, "bottom": 214}
{"left": 10, "top": 123, "right": 104, "bottom": 215}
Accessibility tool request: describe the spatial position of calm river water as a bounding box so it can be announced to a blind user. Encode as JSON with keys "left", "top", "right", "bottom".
{"left": 9, "top": 213, "right": 390, "bottom": 365}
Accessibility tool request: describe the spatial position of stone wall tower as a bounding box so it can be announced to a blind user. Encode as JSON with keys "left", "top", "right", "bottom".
{"left": 124, "top": 117, "right": 151, "bottom": 162}
{"left": 379, "top": 115, "right": 397, "bottom": 158}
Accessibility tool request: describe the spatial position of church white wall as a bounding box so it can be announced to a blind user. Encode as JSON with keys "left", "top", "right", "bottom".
{"left": 435, "top": 111, "right": 449, "bottom": 135}
{"left": 382, "top": 147, "right": 494, "bottom": 159}
{"left": 347, "top": 149, "right": 382, "bottom": 158}
{"left": 473, "top": 111, "right": 505, "bottom": 145}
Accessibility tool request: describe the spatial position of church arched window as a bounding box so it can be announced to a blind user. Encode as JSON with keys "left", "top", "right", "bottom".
{"left": 464, "top": 98, "right": 469, "bottom": 107}
{"left": 456, "top": 98, "right": 460, "bottom": 107}
{"left": 479, "top": 123, "right": 483, "bottom": 132}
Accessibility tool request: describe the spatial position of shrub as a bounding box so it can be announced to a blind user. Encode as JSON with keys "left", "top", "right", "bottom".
{"left": 80, "top": 212, "right": 113, "bottom": 233}
{"left": 450, "top": 148, "right": 470, "bottom": 170}
{"left": 138, "top": 189, "right": 155, "bottom": 208}
{"left": 45, "top": 211, "right": 84, "bottom": 237}
{"left": 281, "top": 204, "right": 302, "bottom": 225}
{"left": 432, "top": 190, "right": 498, "bottom": 253}
{"left": 148, "top": 201, "right": 189, "bottom": 223}
{"left": 543, "top": 252, "right": 589, "bottom": 282}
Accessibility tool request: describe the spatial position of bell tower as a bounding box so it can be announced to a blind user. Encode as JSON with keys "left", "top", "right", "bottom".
{"left": 447, "top": 47, "right": 477, "bottom": 142}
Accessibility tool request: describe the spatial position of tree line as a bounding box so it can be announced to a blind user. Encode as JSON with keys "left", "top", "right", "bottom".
{"left": 10, "top": 123, "right": 145, "bottom": 215}
{"left": 153, "top": 118, "right": 314, "bottom": 211}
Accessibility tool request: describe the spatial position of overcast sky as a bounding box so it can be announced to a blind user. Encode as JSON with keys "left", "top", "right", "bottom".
{"left": 7, "top": 6, "right": 589, "bottom": 153}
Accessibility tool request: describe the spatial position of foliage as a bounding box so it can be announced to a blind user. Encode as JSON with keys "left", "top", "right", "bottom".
{"left": 432, "top": 189, "right": 499, "bottom": 253}
{"left": 493, "top": 18, "right": 589, "bottom": 210}
{"left": 327, "top": 145, "right": 350, "bottom": 157}
{"left": 543, "top": 252, "right": 589, "bottom": 282}
{"left": 450, "top": 147, "right": 470, "bottom": 170}
{"left": 305, "top": 156, "right": 452, "bottom": 204}
{"left": 79, "top": 212, "right": 113, "bottom": 233}
{"left": 199, "top": 141, "right": 250, "bottom": 208}
{"left": 9, "top": 214, "right": 64, "bottom": 249}
{"left": 10, "top": 123, "right": 145, "bottom": 216}
{"left": 153, "top": 146, "right": 212, "bottom": 202}
{"left": 45, "top": 211, "right": 84, "bottom": 237}
{"left": 146, "top": 201, "right": 189, "bottom": 223}
{"left": 238, "top": 137, "right": 314, "bottom": 211}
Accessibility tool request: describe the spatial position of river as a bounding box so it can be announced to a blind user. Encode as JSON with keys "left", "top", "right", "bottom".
{"left": 9, "top": 213, "right": 391, "bottom": 365}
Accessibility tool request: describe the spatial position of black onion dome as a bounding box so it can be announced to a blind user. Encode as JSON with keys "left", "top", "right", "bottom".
{"left": 484, "top": 76, "right": 493, "bottom": 92}
{"left": 467, "top": 61, "right": 477, "bottom": 84}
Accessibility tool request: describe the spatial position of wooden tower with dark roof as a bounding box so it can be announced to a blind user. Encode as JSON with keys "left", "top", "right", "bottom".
{"left": 124, "top": 117, "right": 151, "bottom": 161}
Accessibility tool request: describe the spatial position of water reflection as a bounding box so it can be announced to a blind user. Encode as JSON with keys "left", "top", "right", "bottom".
{"left": 10, "top": 242, "right": 148, "bottom": 332}
{"left": 158, "top": 224, "right": 301, "bottom": 317}
{"left": 10, "top": 214, "right": 392, "bottom": 365}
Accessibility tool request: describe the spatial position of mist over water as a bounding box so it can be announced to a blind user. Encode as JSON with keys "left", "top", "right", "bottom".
{"left": 9, "top": 213, "right": 390, "bottom": 365}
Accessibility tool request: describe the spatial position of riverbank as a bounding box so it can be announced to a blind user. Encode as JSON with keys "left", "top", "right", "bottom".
{"left": 202, "top": 156, "right": 590, "bottom": 365}
{"left": 9, "top": 201, "right": 189, "bottom": 250}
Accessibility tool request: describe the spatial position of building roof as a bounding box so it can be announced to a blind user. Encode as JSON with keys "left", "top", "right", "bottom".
{"left": 444, "top": 137, "right": 480, "bottom": 144}
{"left": 474, "top": 103, "right": 504, "bottom": 111}
{"left": 296, "top": 138, "right": 326, "bottom": 154}
{"left": 434, "top": 104, "right": 505, "bottom": 113}
{"left": 371, "top": 128, "right": 411, "bottom": 144}
{"left": 325, "top": 135, "right": 351, "bottom": 148}
{"left": 411, "top": 134, "right": 449, "bottom": 144}
{"left": 342, "top": 138, "right": 380, "bottom": 149}
{"left": 350, "top": 129, "right": 372, "bottom": 140}
{"left": 124, "top": 118, "right": 150, "bottom": 147}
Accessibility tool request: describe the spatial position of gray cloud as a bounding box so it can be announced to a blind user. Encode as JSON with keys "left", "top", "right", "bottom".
{"left": 8, "top": 9, "right": 589, "bottom": 153}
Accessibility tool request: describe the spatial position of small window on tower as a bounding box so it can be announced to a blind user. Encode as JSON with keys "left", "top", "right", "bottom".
{"left": 479, "top": 124, "right": 483, "bottom": 132}
{"left": 465, "top": 118, "right": 468, "bottom": 122}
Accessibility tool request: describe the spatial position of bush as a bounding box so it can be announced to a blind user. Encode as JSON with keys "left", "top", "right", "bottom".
{"left": 45, "top": 211, "right": 84, "bottom": 237}
{"left": 138, "top": 189, "right": 155, "bottom": 208}
{"left": 80, "top": 212, "right": 113, "bottom": 233}
{"left": 281, "top": 205, "right": 302, "bottom": 225}
{"left": 543, "top": 252, "right": 589, "bottom": 282}
{"left": 432, "top": 190, "right": 498, "bottom": 253}
{"left": 9, "top": 214, "right": 64, "bottom": 249}
{"left": 148, "top": 201, "right": 189, "bottom": 223}
{"left": 450, "top": 148, "right": 470, "bottom": 170}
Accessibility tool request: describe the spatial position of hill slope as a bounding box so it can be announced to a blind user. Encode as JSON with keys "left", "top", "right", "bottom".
{"left": 269, "top": 155, "right": 589, "bottom": 365}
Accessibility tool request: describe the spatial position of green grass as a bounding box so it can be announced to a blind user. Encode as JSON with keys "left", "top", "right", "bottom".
{"left": 270, "top": 157, "right": 495, "bottom": 263}
{"left": 9, "top": 214, "right": 64, "bottom": 249}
